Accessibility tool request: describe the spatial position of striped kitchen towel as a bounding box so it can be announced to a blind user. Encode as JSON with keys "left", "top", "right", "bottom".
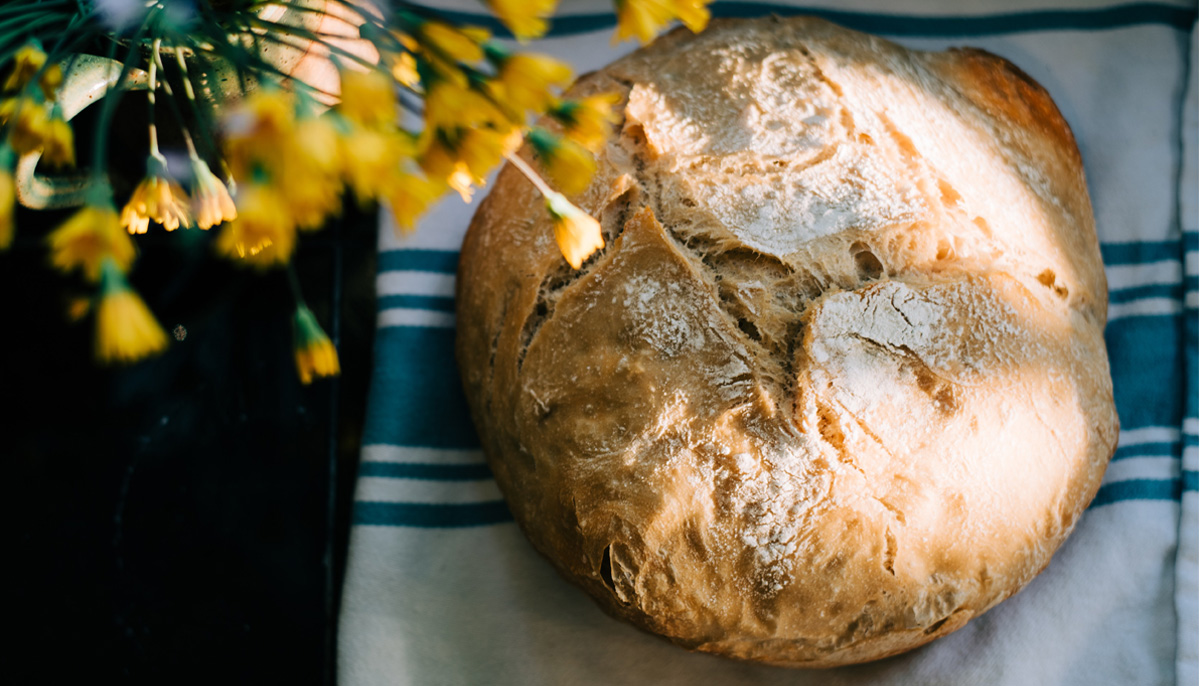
{"left": 340, "top": 2, "right": 1199, "bottom": 684}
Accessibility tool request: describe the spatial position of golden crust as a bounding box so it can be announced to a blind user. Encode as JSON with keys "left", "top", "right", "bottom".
{"left": 455, "top": 17, "right": 1118, "bottom": 668}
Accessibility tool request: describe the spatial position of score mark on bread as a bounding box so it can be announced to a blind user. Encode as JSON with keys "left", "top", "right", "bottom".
{"left": 455, "top": 16, "right": 1118, "bottom": 668}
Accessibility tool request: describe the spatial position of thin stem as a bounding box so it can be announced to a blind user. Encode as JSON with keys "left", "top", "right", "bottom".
{"left": 147, "top": 37, "right": 160, "bottom": 159}
{"left": 0, "top": 12, "right": 73, "bottom": 41}
{"left": 151, "top": 48, "right": 198, "bottom": 159}
{"left": 45, "top": 4, "right": 95, "bottom": 57}
{"left": 172, "top": 47, "right": 196, "bottom": 101}
{"left": 91, "top": 11, "right": 156, "bottom": 188}
{"left": 189, "top": 39, "right": 335, "bottom": 99}
{"left": 169, "top": 44, "right": 221, "bottom": 160}
{"left": 503, "top": 150, "right": 555, "bottom": 198}
{"left": 286, "top": 262, "right": 307, "bottom": 308}
{"left": 0, "top": 2, "right": 70, "bottom": 19}
{"left": 245, "top": 16, "right": 382, "bottom": 73}
{"left": 253, "top": 0, "right": 393, "bottom": 36}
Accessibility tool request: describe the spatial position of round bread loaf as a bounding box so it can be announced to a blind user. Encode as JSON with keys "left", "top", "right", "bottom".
{"left": 455, "top": 16, "right": 1119, "bottom": 667}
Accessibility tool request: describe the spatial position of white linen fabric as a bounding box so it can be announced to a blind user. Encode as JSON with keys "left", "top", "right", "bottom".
{"left": 340, "top": 2, "right": 1200, "bottom": 684}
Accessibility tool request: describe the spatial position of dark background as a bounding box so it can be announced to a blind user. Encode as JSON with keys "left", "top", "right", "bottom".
{"left": 4, "top": 195, "right": 375, "bottom": 683}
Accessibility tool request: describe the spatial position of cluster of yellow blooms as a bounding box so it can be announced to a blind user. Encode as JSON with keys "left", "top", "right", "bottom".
{"left": 0, "top": 0, "right": 712, "bottom": 380}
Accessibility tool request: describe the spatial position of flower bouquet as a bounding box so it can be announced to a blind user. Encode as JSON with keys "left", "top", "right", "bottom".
{"left": 0, "top": 0, "right": 711, "bottom": 380}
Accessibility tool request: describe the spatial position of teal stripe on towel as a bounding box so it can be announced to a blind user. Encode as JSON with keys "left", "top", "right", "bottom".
{"left": 1101, "top": 239, "right": 1184, "bottom": 266}
{"left": 354, "top": 501, "right": 514, "bottom": 527}
{"left": 1091, "top": 478, "right": 1182, "bottom": 507}
{"left": 378, "top": 249, "right": 460, "bottom": 274}
{"left": 363, "top": 326, "right": 480, "bottom": 449}
{"left": 408, "top": 2, "right": 1197, "bottom": 39}
{"left": 1106, "top": 315, "right": 1184, "bottom": 432}
{"left": 1113, "top": 441, "right": 1181, "bottom": 461}
{"left": 377, "top": 294, "right": 456, "bottom": 312}
{"left": 1108, "top": 284, "right": 1183, "bottom": 304}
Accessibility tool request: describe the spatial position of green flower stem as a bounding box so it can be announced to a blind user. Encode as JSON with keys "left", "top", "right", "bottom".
{"left": 286, "top": 261, "right": 307, "bottom": 308}
{"left": 90, "top": 9, "right": 157, "bottom": 187}
{"left": 503, "top": 150, "right": 556, "bottom": 198}
{"left": 147, "top": 37, "right": 161, "bottom": 159}
{"left": 245, "top": 15, "right": 383, "bottom": 74}
{"left": 188, "top": 38, "right": 334, "bottom": 100}
{"left": 0, "top": 13, "right": 73, "bottom": 45}
{"left": 150, "top": 49, "right": 199, "bottom": 160}
{"left": 0, "top": 1, "right": 72, "bottom": 18}
{"left": 169, "top": 45, "right": 222, "bottom": 160}
{"left": 45, "top": 5, "right": 95, "bottom": 57}
{"left": 253, "top": 0, "right": 395, "bottom": 38}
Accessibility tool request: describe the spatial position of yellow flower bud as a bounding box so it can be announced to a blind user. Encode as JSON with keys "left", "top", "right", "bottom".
{"left": 551, "top": 93, "right": 621, "bottom": 152}
{"left": 41, "top": 113, "right": 74, "bottom": 168}
{"left": 385, "top": 172, "right": 446, "bottom": 233}
{"left": 489, "top": 50, "right": 573, "bottom": 113}
{"left": 614, "top": 0, "right": 711, "bottom": 45}
{"left": 546, "top": 191, "right": 603, "bottom": 269}
{"left": 95, "top": 263, "right": 168, "bottom": 365}
{"left": 529, "top": 128, "right": 595, "bottom": 195}
{"left": 337, "top": 68, "right": 397, "bottom": 128}
{"left": 48, "top": 201, "right": 136, "bottom": 282}
{"left": 3, "top": 43, "right": 47, "bottom": 92}
{"left": 189, "top": 157, "right": 237, "bottom": 230}
{"left": 121, "top": 160, "right": 191, "bottom": 234}
{"left": 39, "top": 63, "right": 63, "bottom": 101}
{"left": 485, "top": 0, "right": 556, "bottom": 42}
{"left": 419, "top": 22, "right": 487, "bottom": 64}
{"left": 293, "top": 305, "right": 340, "bottom": 384}
{"left": 8, "top": 97, "right": 49, "bottom": 155}
{"left": 0, "top": 159, "right": 13, "bottom": 250}
{"left": 216, "top": 183, "right": 296, "bottom": 268}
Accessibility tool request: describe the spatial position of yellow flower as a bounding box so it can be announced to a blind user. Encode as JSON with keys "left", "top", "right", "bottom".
{"left": 459, "top": 125, "right": 523, "bottom": 182}
{"left": 189, "top": 157, "right": 237, "bottom": 230}
{"left": 419, "top": 21, "right": 488, "bottom": 64}
{"left": 417, "top": 124, "right": 521, "bottom": 201}
{"left": 424, "top": 78, "right": 508, "bottom": 131}
{"left": 40, "top": 112, "right": 74, "bottom": 168}
{"left": 39, "top": 63, "right": 62, "bottom": 100}
{"left": 8, "top": 98, "right": 49, "bottom": 155}
{"left": 3, "top": 43, "right": 47, "bottom": 92}
{"left": 275, "top": 114, "right": 345, "bottom": 229}
{"left": 546, "top": 191, "right": 603, "bottom": 269}
{"left": 282, "top": 167, "right": 343, "bottom": 230}
{"left": 613, "top": 0, "right": 711, "bottom": 44}
{"left": 292, "top": 305, "right": 340, "bottom": 384}
{"left": 0, "top": 155, "right": 13, "bottom": 250}
{"left": 486, "top": 47, "right": 572, "bottom": 112}
{"left": 121, "top": 162, "right": 191, "bottom": 234}
{"left": 529, "top": 128, "right": 595, "bottom": 195}
{"left": 95, "top": 261, "right": 168, "bottom": 365}
{"left": 295, "top": 114, "right": 344, "bottom": 176}
{"left": 486, "top": 0, "right": 556, "bottom": 41}
{"left": 337, "top": 68, "right": 396, "bottom": 128}
{"left": 385, "top": 171, "right": 445, "bottom": 233}
{"left": 48, "top": 200, "right": 136, "bottom": 282}
{"left": 390, "top": 52, "right": 420, "bottom": 89}
{"left": 216, "top": 183, "right": 296, "bottom": 268}
{"left": 418, "top": 130, "right": 482, "bottom": 202}
{"left": 223, "top": 89, "right": 296, "bottom": 179}
{"left": 672, "top": 0, "right": 711, "bottom": 32}
{"left": 340, "top": 124, "right": 407, "bottom": 203}
{"left": 550, "top": 93, "right": 621, "bottom": 151}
